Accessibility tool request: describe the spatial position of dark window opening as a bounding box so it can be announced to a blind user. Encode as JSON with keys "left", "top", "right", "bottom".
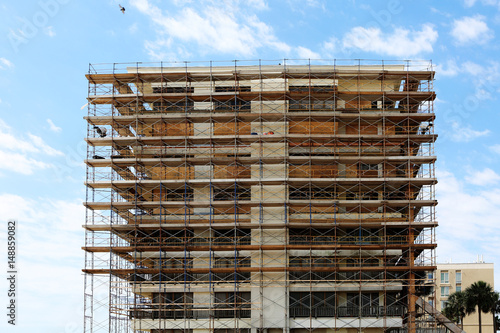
{"left": 128, "top": 292, "right": 194, "bottom": 319}
{"left": 289, "top": 186, "right": 336, "bottom": 200}
{"left": 214, "top": 292, "right": 251, "bottom": 318}
{"left": 214, "top": 257, "right": 251, "bottom": 268}
{"left": 133, "top": 229, "right": 194, "bottom": 247}
{"left": 215, "top": 86, "right": 251, "bottom": 92}
{"left": 153, "top": 99, "right": 194, "bottom": 112}
{"left": 213, "top": 186, "right": 251, "bottom": 201}
{"left": 289, "top": 85, "right": 336, "bottom": 93}
{"left": 167, "top": 186, "right": 194, "bottom": 201}
{"left": 153, "top": 86, "right": 194, "bottom": 94}
{"left": 289, "top": 292, "right": 336, "bottom": 317}
{"left": 212, "top": 228, "right": 251, "bottom": 246}
{"left": 289, "top": 99, "right": 335, "bottom": 111}
{"left": 289, "top": 228, "right": 334, "bottom": 245}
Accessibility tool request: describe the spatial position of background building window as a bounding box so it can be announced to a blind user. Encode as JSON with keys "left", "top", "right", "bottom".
{"left": 441, "top": 271, "right": 449, "bottom": 284}
{"left": 441, "top": 286, "right": 450, "bottom": 297}
{"left": 456, "top": 271, "right": 462, "bottom": 284}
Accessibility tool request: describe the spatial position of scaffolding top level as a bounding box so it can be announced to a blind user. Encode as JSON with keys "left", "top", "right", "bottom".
{"left": 88, "top": 59, "right": 434, "bottom": 76}
{"left": 127, "top": 64, "right": 407, "bottom": 74}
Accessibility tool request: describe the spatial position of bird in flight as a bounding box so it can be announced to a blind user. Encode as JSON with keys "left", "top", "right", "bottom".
{"left": 119, "top": 4, "right": 125, "bottom": 14}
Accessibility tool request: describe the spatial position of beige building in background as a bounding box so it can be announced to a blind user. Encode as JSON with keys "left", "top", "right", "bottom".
{"left": 433, "top": 262, "right": 494, "bottom": 333}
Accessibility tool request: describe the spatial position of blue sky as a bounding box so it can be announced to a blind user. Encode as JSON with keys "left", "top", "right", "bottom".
{"left": 1, "top": 0, "right": 500, "bottom": 331}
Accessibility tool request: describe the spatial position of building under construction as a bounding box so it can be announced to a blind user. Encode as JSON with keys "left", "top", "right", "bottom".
{"left": 83, "top": 60, "right": 440, "bottom": 333}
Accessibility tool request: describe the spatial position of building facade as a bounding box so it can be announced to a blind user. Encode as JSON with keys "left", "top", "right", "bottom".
{"left": 433, "top": 262, "right": 495, "bottom": 333}
{"left": 83, "top": 60, "right": 437, "bottom": 333}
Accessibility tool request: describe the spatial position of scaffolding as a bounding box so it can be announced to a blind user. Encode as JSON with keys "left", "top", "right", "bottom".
{"left": 83, "top": 59, "right": 439, "bottom": 333}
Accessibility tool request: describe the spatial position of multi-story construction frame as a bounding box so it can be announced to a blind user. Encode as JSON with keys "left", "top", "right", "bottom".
{"left": 83, "top": 59, "right": 438, "bottom": 333}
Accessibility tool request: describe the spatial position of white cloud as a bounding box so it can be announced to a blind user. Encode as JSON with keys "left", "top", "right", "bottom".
{"left": 341, "top": 24, "right": 438, "bottom": 57}
{"left": 305, "top": 0, "right": 323, "bottom": 7}
{"left": 430, "top": 7, "right": 452, "bottom": 17}
{"left": 321, "top": 37, "right": 338, "bottom": 58}
{"left": 0, "top": 194, "right": 84, "bottom": 330}
{"left": 247, "top": 0, "right": 268, "bottom": 10}
{"left": 296, "top": 46, "right": 321, "bottom": 59}
{"left": 0, "top": 120, "right": 40, "bottom": 153}
{"left": 465, "top": 167, "right": 500, "bottom": 186}
{"left": 435, "top": 60, "right": 460, "bottom": 77}
{"left": 489, "top": 144, "right": 500, "bottom": 154}
{"left": 462, "top": 61, "right": 486, "bottom": 76}
{"left": 0, "top": 118, "right": 64, "bottom": 175}
{"left": 172, "top": 0, "right": 193, "bottom": 6}
{"left": 462, "top": 60, "right": 500, "bottom": 79}
{"left": 0, "top": 57, "right": 13, "bottom": 70}
{"left": 131, "top": 0, "right": 159, "bottom": 13}
{"left": 464, "top": 0, "right": 478, "bottom": 6}
{"left": 0, "top": 194, "right": 84, "bottom": 232}
{"left": 435, "top": 60, "right": 500, "bottom": 90}
{"left": 287, "top": 0, "right": 324, "bottom": 11}
{"left": 464, "top": 0, "right": 500, "bottom": 6}
{"left": 145, "top": 38, "right": 192, "bottom": 62}
{"left": 451, "top": 15, "right": 493, "bottom": 45}
{"left": 130, "top": 0, "right": 290, "bottom": 59}
{"left": 447, "top": 121, "right": 490, "bottom": 142}
{"left": 464, "top": 61, "right": 500, "bottom": 100}
{"left": 28, "top": 134, "right": 64, "bottom": 156}
{"left": 0, "top": 150, "right": 52, "bottom": 175}
{"left": 47, "top": 118, "right": 62, "bottom": 133}
{"left": 436, "top": 170, "right": 500, "bottom": 287}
